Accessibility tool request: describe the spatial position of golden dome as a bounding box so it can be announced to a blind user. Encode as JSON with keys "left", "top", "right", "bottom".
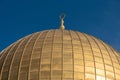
{"left": 0, "top": 30, "right": 120, "bottom": 80}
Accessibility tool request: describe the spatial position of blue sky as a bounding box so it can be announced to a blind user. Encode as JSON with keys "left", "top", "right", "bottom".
{"left": 0, "top": 0, "right": 120, "bottom": 52}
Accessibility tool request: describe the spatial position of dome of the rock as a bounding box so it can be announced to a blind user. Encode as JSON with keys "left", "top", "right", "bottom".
{"left": 0, "top": 29, "right": 120, "bottom": 80}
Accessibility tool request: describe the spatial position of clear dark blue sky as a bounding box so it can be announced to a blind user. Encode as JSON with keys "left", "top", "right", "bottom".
{"left": 0, "top": 0, "right": 120, "bottom": 52}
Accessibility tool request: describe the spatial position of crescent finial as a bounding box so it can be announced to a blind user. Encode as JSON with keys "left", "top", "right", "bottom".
{"left": 59, "top": 13, "right": 66, "bottom": 30}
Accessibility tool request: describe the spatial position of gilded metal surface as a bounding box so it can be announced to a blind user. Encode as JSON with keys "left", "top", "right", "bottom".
{"left": 0, "top": 30, "right": 120, "bottom": 80}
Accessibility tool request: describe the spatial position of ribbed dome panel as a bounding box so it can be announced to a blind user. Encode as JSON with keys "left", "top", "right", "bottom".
{"left": 0, "top": 30, "right": 120, "bottom": 80}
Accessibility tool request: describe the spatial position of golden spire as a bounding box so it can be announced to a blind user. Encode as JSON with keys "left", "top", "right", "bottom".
{"left": 59, "top": 14, "right": 65, "bottom": 30}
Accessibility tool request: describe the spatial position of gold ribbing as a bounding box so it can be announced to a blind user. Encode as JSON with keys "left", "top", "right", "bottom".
{"left": 91, "top": 36, "right": 107, "bottom": 79}
{"left": 100, "top": 40, "right": 116, "bottom": 79}
{"left": 28, "top": 33, "right": 41, "bottom": 80}
{"left": 8, "top": 39, "right": 25, "bottom": 80}
{"left": 17, "top": 35, "right": 34, "bottom": 80}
